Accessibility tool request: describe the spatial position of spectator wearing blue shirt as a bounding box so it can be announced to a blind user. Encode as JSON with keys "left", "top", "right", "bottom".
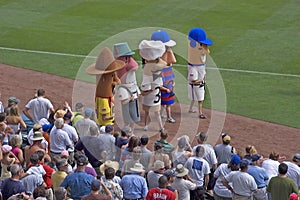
{"left": 247, "top": 154, "right": 269, "bottom": 200}
{"left": 120, "top": 163, "right": 148, "bottom": 200}
{"left": 60, "top": 154, "right": 95, "bottom": 200}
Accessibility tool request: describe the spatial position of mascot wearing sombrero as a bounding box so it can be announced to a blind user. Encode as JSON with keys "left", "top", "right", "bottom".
{"left": 139, "top": 40, "right": 166, "bottom": 132}
{"left": 151, "top": 30, "right": 177, "bottom": 123}
{"left": 86, "top": 47, "right": 125, "bottom": 126}
{"left": 113, "top": 42, "right": 140, "bottom": 130}
{"left": 187, "top": 28, "right": 213, "bottom": 119}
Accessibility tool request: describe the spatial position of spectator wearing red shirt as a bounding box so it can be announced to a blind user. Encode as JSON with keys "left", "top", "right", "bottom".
{"left": 146, "top": 175, "right": 176, "bottom": 200}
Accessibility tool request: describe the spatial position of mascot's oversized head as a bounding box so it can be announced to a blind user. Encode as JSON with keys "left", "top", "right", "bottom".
{"left": 151, "top": 30, "right": 176, "bottom": 66}
{"left": 86, "top": 47, "right": 125, "bottom": 97}
{"left": 188, "top": 28, "right": 213, "bottom": 65}
{"left": 113, "top": 42, "right": 138, "bottom": 84}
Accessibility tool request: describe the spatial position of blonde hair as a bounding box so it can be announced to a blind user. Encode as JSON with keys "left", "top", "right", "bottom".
{"left": 245, "top": 145, "right": 257, "bottom": 155}
{"left": 9, "top": 106, "right": 20, "bottom": 116}
{"left": 10, "top": 135, "right": 22, "bottom": 147}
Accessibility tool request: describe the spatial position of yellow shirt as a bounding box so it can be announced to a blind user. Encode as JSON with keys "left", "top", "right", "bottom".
{"left": 96, "top": 97, "right": 114, "bottom": 126}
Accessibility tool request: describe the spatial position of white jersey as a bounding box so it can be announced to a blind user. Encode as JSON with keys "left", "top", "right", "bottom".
{"left": 25, "top": 97, "right": 53, "bottom": 123}
{"left": 184, "top": 156, "right": 210, "bottom": 187}
{"left": 214, "top": 163, "right": 233, "bottom": 198}
{"left": 188, "top": 64, "right": 206, "bottom": 83}
{"left": 224, "top": 171, "right": 257, "bottom": 197}
{"left": 284, "top": 161, "right": 300, "bottom": 188}
{"left": 142, "top": 86, "right": 161, "bottom": 107}
{"left": 261, "top": 159, "right": 280, "bottom": 184}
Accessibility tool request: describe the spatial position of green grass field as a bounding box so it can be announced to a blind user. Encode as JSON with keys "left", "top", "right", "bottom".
{"left": 0, "top": 0, "right": 299, "bottom": 128}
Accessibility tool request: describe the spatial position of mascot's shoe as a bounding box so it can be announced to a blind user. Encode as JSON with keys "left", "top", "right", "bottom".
{"left": 199, "top": 114, "right": 206, "bottom": 119}
{"left": 143, "top": 125, "right": 148, "bottom": 131}
{"left": 188, "top": 110, "right": 196, "bottom": 113}
{"left": 167, "top": 118, "right": 176, "bottom": 123}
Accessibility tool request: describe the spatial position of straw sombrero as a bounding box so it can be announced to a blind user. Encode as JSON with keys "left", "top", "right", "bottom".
{"left": 86, "top": 47, "right": 125, "bottom": 75}
{"left": 99, "top": 160, "right": 119, "bottom": 174}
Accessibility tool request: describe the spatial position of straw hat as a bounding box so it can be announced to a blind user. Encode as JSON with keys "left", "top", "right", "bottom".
{"left": 99, "top": 160, "right": 119, "bottom": 174}
{"left": 153, "top": 160, "right": 165, "bottom": 171}
{"left": 139, "top": 40, "right": 165, "bottom": 61}
{"left": 86, "top": 47, "right": 125, "bottom": 75}
{"left": 54, "top": 109, "right": 67, "bottom": 119}
{"left": 30, "top": 131, "right": 44, "bottom": 141}
{"left": 130, "top": 163, "right": 145, "bottom": 173}
{"left": 175, "top": 164, "right": 189, "bottom": 177}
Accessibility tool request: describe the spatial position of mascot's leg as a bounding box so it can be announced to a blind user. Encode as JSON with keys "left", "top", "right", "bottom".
{"left": 154, "top": 111, "right": 164, "bottom": 132}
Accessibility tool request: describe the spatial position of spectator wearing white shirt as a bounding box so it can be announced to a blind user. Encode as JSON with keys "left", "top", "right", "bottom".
{"left": 284, "top": 153, "right": 300, "bottom": 189}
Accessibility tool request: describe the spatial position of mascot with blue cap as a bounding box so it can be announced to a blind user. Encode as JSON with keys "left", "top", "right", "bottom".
{"left": 187, "top": 28, "right": 213, "bottom": 119}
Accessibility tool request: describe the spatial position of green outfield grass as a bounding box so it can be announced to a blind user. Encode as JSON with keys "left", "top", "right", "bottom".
{"left": 0, "top": 0, "right": 299, "bottom": 128}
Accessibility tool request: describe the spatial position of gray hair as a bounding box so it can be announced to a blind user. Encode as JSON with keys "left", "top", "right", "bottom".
{"left": 54, "top": 187, "right": 67, "bottom": 200}
{"left": 10, "top": 164, "right": 21, "bottom": 176}
{"left": 90, "top": 126, "right": 100, "bottom": 136}
{"left": 54, "top": 118, "right": 64, "bottom": 129}
{"left": 195, "top": 145, "right": 205, "bottom": 158}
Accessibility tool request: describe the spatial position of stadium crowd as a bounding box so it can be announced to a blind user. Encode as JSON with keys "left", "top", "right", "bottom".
{"left": 0, "top": 92, "right": 299, "bottom": 200}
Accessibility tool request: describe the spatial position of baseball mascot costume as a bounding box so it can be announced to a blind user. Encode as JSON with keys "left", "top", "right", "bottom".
{"left": 139, "top": 40, "right": 166, "bottom": 132}
{"left": 113, "top": 42, "right": 140, "bottom": 131}
{"left": 86, "top": 47, "right": 125, "bottom": 126}
{"left": 187, "top": 28, "right": 213, "bottom": 119}
{"left": 151, "top": 30, "right": 177, "bottom": 123}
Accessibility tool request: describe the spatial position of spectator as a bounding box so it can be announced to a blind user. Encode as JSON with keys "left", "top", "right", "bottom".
{"left": 222, "top": 159, "right": 257, "bottom": 199}
{"left": 0, "top": 164, "right": 29, "bottom": 200}
{"left": 23, "top": 88, "right": 55, "bottom": 124}
{"left": 184, "top": 145, "right": 210, "bottom": 200}
{"left": 172, "top": 135, "right": 192, "bottom": 167}
{"left": 120, "top": 163, "right": 148, "bottom": 200}
{"left": 120, "top": 135, "right": 139, "bottom": 169}
{"left": 100, "top": 160, "right": 121, "bottom": 184}
{"left": 74, "top": 108, "right": 98, "bottom": 137}
{"left": 147, "top": 160, "right": 165, "bottom": 189}
{"left": 71, "top": 102, "right": 84, "bottom": 126}
{"left": 99, "top": 125, "right": 116, "bottom": 161}
{"left": 247, "top": 154, "right": 269, "bottom": 200}
{"left": 146, "top": 175, "right": 176, "bottom": 200}
{"left": 0, "top": 112, "right": 14, "bottom": 145}
{"left": 244, "top": 145, "right": 258, "bottom": 162}
{"left": 51, "top": 158, "right": 68, "bottom": 190}
{"left": 54, "top": 187, "right": 68, "bottom": 200}
{"left": 24, "top": 131, "right": 50, "bottom": 168}
{"left": 62, "top": 112, "right": 78, "bottom": 165}
{"left": 139, "top": 135, "right": 152, "bottom": 172}
{"left": 60, "top": 154, "right": 95, "bottom": 200}
{"left": 49, "top": 118, "right": 73, "bottom": 162}
{"left": 25, "top": 153, "right": 46, "bottom": 182}
{"left": 101, "top": 167, "right": 123, "bottom": 200}
{"left": 82, "top": 179, "right": 112, "bottom": 200}
{"left": 284, "top": 153, "right": 300, "bottom": 189}
{"left": 114, "top": 127, "right": 131, "bottom": 162}
{"left": 121, "top": 146, "right": 142, "bottom": 177}
{"left": 172, "top": 164, "right": 196, "bottom": 200}
{"left": 1, "top": 144, "right": 19, "bottom": 180}
{"left": 214, "top": 133, "right": 235, "bottom": 165}
{"left": 148, "top": 143, "right": 171, "bottom": 170}
{"left": 261, "top": 151, "right": 281, "bottom": 185}
{"left": 6, "top": 105, "right": 26, "bottom": 141}
{"left": 32, "top": 185, "right": 47, "bottom": 200}
{"left": 163, "top": 169, "right": 179, "bottom": 200}
{"left": 192, "top": 132, "right": 218, "bottom": 195}
{"left": 155, "top": 131, "right": 174, "bottom": 160}
{"left": 26, "top": 124, "right": 49, "bottom": 151}
{"left": 4, "top": 96, "right": 20, "bottom": 116}
{"left": 10, "top": 135, "right": 24, "bottom": 166}
{"left": 73, "top": 152, "right": 97, "bottom": 177}
{"left": 75, "top": 126, "right": 107, "bottom": 175}
{"left": 214, "top": 154, "right": 241, "bottom": 200}
{"left": 267, "top": 163, "right": 298, "bottom": 200}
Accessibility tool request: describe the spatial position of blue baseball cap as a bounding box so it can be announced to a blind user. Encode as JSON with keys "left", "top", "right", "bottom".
{"left": 151, "top": 30, "right": 176, "bottom": 47}
{"left": 231, "top": 154, "right": 241, "bottom": 166}
{"left": 188, "top": 28, "right": 213, "bottom": 46}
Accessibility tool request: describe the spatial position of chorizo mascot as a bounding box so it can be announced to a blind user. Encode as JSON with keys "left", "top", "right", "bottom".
{"left": 187, "top": 28, "right": 213, "bottom": 119}
{"left": 113, "top": 42, "right": 140, "bottom": 131}
{"left": 151, "top": 30, "right": 177, "bottom": 123}
{"left": 139, "top": 40, "right": 166, "bottom": 132}
{"left": 86, "top": 47, "right": 125, "bottom": 126}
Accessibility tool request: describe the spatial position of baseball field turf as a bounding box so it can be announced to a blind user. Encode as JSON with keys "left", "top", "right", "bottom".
{"left": 0, "top": 0, "right": 299, "bottom": 128}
